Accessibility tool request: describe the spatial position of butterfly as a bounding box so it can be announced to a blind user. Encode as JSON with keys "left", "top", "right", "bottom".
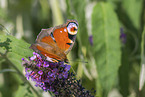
{"left": 30, "top": 20, "right": 78, "bottom": 63}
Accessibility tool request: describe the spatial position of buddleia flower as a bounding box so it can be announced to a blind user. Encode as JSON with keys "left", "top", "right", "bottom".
{"left": 22, "top": 52, "right": 95, "bottom": 96}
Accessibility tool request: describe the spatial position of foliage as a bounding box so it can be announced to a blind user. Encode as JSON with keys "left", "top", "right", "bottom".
{"left": 0, "top": 0, "right": 145, "bottom": 97}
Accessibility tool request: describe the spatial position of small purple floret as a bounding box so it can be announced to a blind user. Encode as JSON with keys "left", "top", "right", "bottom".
{"left": 64, "top": 65, "right": 71, "bottom": 72}
{"left": 38, "top": 70, "right": 43, "bottom": 75}
{"left": 21, "top": 58, "right": 25, "bottom": 61}
{"left": 120, "top": 28, "right": 126, "bottom": 44}
{"left": 89, "top": 35, "right": 93, "bottom": 46}
{"left": 43, "top": 61, "right": 49, "bottom": 67}
{"left": 62, "top": 71, "right": 68, "bottom": 78}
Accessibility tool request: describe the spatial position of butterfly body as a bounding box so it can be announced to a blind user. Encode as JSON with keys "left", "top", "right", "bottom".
{"left": 30, "top": 20, "right": 78, "bottom": 63}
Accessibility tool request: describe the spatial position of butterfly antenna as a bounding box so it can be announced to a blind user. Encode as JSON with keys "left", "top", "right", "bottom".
{"left": 68, "top": 60, "right": 88, "bottom": 75}
{"left": 69, "top": 60, "right": 88, "bottom": 63}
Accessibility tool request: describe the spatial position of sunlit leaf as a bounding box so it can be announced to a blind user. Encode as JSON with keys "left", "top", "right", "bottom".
{"left": 0, "top": 35, "right": 33, "bottom": 71}
{"left": 92, "top": 2, "right": 121, "bottom": 96}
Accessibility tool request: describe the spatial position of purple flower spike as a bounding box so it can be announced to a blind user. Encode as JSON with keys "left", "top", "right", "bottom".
{"left": 22, "top": 52, "right": 95, "bottom": 96}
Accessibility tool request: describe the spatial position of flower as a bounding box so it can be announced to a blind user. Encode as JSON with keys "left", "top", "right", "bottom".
{"left": 89, "top": 35, "right": 93, "bottom": 46}
{"left": 120, "top": 28, "right": 126, "bottom": 44}
{"left": 22, "top": 52, "right": 95, "bottom": 96}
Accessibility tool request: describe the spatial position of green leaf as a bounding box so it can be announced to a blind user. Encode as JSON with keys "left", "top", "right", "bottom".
{"left": 106, "top": 0, "right": 121, "bottom": 10}
{"left": 122, "top": 0, "right": 143, "bottom": 30}
{"left": 0, "top": 35, "right": 33, "bottom": 71}
{"left": 92, "top": 2, "right": 121, "bottom": 97}
{"left": 139, "top": 26, "right": 145, "bottom": 91}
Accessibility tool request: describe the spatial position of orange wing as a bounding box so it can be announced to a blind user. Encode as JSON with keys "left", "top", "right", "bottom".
{"left": 30, "top": 28, "right": 66, "bottom": 62}
{"left": 52, "top": 20, "right": 78, "bottom": 54}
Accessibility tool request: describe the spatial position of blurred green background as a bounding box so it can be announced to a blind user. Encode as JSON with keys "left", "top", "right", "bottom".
{"left": 0, "top": 0, "right": 145, "bottom": 97}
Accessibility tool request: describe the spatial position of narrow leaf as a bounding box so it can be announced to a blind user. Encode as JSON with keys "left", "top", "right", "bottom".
{"left": 92, "top": 2, "right": 121, "bottom": 96}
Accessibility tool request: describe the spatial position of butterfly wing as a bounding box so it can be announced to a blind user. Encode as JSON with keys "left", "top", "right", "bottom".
{"left": 30, "top": 28, "right": 66, "bottom": 62}
{"left": 30, "top": 20, "right": 78, "bottom": 63}
{"left": 52, "top": 19, "right": 78, "bottom": 54}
